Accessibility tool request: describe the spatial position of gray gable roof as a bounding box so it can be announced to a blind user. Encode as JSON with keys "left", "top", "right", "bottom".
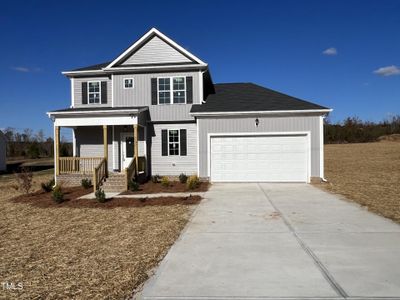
{"left": 71, "top": 62, "right": 111, "bottom": 72}
{"left": 191, "top": 83, "right": 329, "bottom": 113}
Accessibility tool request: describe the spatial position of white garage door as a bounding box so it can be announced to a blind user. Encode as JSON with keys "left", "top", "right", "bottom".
{"left": 210, "top": 134, "right": 309, "bottom": 182}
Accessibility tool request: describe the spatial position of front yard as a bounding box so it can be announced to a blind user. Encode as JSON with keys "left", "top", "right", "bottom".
{"left": 316, "top": 141, "right": 400, "bottom": 223}
{"left": 0, "top": 170, "right": 201, "bottom": 299}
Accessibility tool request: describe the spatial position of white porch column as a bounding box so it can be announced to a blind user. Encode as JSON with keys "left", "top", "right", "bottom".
{"left": 55, "top": 126, "right": 60, "bottom": 176}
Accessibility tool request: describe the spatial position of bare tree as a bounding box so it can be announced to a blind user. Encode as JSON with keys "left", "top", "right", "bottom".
{"left": 36, "top": 129, "right": 45, "bottom": 143}
{"left": 22, "top": 128, "right": 33, "bottom": 143}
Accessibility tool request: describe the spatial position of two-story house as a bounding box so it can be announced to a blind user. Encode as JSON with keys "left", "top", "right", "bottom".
{"left": 47, "top": 28, "right": 331, "bottom": 192}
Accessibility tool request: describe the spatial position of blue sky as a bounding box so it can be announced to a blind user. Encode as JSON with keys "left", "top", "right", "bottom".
{"left": 1, "top": 0, "right": 399, "bottom": 139}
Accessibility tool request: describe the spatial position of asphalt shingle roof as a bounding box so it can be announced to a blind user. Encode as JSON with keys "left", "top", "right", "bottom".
{"left": 191, "top": 83, "right": 329, "bottom": 113}
{"left": 70, "top": 62, "right": 111, "bottom": 71}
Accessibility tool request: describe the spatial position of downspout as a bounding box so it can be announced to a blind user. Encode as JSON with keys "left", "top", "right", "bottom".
{"left": 321, "top": 114, "right": 328, "bottom": 182}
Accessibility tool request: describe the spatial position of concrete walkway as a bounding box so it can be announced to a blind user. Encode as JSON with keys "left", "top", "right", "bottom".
{"left": 140, "top": 183, "right": 400, "bottom": 300}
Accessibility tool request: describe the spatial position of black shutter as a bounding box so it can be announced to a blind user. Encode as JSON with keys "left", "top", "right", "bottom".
{"left": 186, "top": 76, "right": 193, "bottom": 104}
{"left": 82, "top": 82, "right": 88, "bottom": 104}
{"left": 180, "top": 129, "right": 187, "bottom": 156}
{"left": 161, "top": 129, "right": 168, "bottom": 156}
{"left": 151, "top": 78, "right": 158, "bottom": 105}
{"left": 101, "top": 81, "right": 107, "bottom": 104}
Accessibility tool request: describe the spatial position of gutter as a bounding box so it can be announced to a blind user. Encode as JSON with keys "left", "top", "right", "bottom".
{"left": 62, "top": 64, "right": 208, "bottom": 77}
{"left": 46, "top": 107, "right": 148, "bottom": 118}
{"left": 190, "top": 109, "right": 333, "bottom": 117}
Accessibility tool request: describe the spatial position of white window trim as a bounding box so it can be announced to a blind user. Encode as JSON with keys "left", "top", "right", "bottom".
{"left": 123, "top": 77, "right": 134, "bottom": 89}
{"left": 168, "top": 129, "right": 180, "bottom": 156}
{"left": 157, "top": 76, "right": 187, "bottom": 105}
{"left": 87, "top": 81, "right": 101, "bottom": 104}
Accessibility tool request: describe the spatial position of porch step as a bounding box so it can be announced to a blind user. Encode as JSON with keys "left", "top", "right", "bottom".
{"left": 100, "top": 173, "right": 126, "bottom": 193}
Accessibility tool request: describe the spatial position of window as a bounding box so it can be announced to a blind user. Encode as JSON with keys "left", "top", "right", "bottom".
{"left": 158, "top": 78, "right": 171, "bottom": 104}
{"left": 88, "top": 81, "right": 100, "bottom": 104}
{"left": 173, "top": 77, "right": 185, "bottom": 103}
{"left": 158, "top": 77, "right": 186, "bottom": 104}
{"left": 124, "top": 78, "right": 134, "bottom": 89}
{"left": 168, "top": 130, "right": 180, "bottom": 155}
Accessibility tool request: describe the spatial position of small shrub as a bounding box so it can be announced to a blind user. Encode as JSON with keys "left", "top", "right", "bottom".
{"left": 187, "top": 175, "right": 200, "bottom": 190}
{"left": 41, "top": 178, "right": 55, "bottom": 192}
{"left": 52, "top": 185, "right": 64, "bottom": 203}
{"left": 179, "top": 173, "right": 188, "bottom": 184}
{"left": 95, "top": 189, "right": 106, "bottom": 203}
{"left": 81, "top": 178, "right": 92, "bottom": 189}
{"left": 161, "top": 176, "right": 170, "bottom": 187}
{"left": 151, "top": 175, "right": 160, "bottom": 183}
{"left": 14, "top": 168, "right": 33, "bottom": 194}
{"left": 129, "top": 180, "right": 140, "bottom": 191}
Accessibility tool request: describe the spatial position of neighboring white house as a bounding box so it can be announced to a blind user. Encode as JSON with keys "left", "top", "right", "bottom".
{"left": 0, "top": 130, "right": 6, "bottom": 171}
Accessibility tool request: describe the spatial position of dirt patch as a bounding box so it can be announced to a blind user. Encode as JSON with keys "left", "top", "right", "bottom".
{"left": 315, "top": 141, "right": 400, "bottom": 223}
{"left": 122, "top": 180, "right": 210, "bottom": 194}
{"left": 377, "top": 134, "right": 400, "bottom": 142}
{"left": 0, "top": 171, "right": 201, "bottom": 299}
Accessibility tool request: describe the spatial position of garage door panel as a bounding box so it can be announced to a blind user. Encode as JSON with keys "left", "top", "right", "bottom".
{"left": 210, "top": 135, "right": 308, "bottom": 182}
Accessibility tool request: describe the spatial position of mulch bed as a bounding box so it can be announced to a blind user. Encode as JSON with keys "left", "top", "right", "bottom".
{"left": 11, "top": 186, "right": 201, "bottom": 209}
{"left": 122, "top": 181, "right": 210, "bottom": 195}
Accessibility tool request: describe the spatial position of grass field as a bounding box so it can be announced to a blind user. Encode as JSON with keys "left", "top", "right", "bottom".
{"left": 318, "top": 141, "right": 400, "bottom": 223}
{"left": 0, "top": 170, "right": 198, "bottom": 299}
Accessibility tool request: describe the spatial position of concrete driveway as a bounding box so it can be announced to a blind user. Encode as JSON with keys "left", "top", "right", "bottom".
{"left": 140, "top": 183, "right": 400, "bottom": 300}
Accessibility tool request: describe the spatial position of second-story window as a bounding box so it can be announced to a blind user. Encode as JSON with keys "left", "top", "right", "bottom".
{"left": 173, "top": 77, "right": 185, "bottom": 104}
{"left": 158, "top": 77, "right": 186, "bottom": 104}
{"left": 88, "top": 81, "right": 100, "bottom": 104}
{"left": 158, "top": 78, "right": 171, "bottom": 104}
{"left": 124, "top": 78, "right": 134, "bottom": 89}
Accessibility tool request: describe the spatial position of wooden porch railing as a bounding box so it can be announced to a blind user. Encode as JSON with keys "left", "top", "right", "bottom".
{"left": 59, "top": 157, "right": 104, "bottom": 175}
{"left": 93, "top": 158, "right": 107, "bottom": 191}
{"left": 124, "top": 156, "right": 147, "bottom": 190}
{"left": 124, "top": 158, "right": 137, "bottom": 190}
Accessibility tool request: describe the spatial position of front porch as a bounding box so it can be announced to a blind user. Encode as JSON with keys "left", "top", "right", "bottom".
{"left": 48, "top": 107, "right": 149, "bottom": 192}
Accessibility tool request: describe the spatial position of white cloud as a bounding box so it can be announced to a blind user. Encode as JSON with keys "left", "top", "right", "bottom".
{"left": 11, "top": 66, "right": 42, "bottom": 73}
{"left": 12, "top": 66, "right": 30, "bottom": 72}
{"left": 373, "top": 65, "right": 400, "bottom": 77}
{"left": 322, "top": 47, "right": 337, "bottom": 56}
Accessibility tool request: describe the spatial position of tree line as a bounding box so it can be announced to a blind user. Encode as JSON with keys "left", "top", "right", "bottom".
{"left": 2, "top": 116, "right": 399, "bottom": 159}
{"left": 2, "top": 128, "right": 71, "bottom": 159}
{"left": 325, "top": 115, "right": 400, "bottom": 144}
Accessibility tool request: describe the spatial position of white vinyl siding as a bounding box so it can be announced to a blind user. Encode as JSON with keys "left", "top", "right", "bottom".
{"left": 75, "top": 126, "right": 113, "bottom": 171}
{"left": 113, "top": 71, "right": 200, "bottom": 121}
{"left": 120, "top": 36, "right": 192, "bottom": 66}
{"left": 151, "top": 123, "right": 197, "bottom": 176}
{"left": 72, "top": 76, "right": 111, "bottom": 108}
{"left": 198, "top": 115, "right": 322, "bottom": 179}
